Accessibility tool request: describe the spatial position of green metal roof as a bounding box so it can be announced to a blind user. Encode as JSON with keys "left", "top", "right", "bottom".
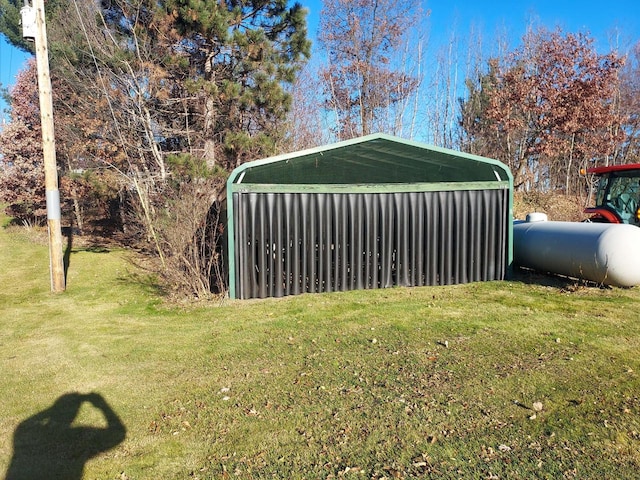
{"left": 229, "top": 133, "right": 511, "bottom": 186}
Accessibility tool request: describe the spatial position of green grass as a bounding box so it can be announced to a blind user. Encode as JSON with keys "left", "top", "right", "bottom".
{"left": 1, "top": 213, "right": 639, "bottom": 479}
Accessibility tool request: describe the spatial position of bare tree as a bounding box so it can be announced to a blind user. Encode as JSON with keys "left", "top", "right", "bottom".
{"left": 616, "top": 41, "right": 640, "bottom": 164}
{"left": 318, "top": 0, "right": 424, "bottom": 139}
{"left": 283, "top": 63, "right": 332, "bottom": 151}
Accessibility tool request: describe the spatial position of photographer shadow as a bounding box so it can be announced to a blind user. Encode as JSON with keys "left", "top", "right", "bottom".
{"left": 5, "top": 392, "right": 126, "bottom": 480}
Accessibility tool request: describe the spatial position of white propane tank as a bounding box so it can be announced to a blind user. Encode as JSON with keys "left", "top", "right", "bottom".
{"left": 525, "top": 212, "right": 548, "bottom": 223}
{"left": 513, "top": 215, "right": 640, "bottom": 287}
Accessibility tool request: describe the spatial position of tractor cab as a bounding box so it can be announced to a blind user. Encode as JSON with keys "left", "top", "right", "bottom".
{"left": 584, "top": 164, "right": 640, "bottom": 226}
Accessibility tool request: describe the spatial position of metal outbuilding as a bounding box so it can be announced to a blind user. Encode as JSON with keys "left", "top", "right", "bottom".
{"left": 226, "top": 133, "right": 513, "bottom": 299}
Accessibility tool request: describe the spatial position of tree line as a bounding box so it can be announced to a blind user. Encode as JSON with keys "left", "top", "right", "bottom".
{"left": 1, "top": 0, "right": 639, "bottom": 297}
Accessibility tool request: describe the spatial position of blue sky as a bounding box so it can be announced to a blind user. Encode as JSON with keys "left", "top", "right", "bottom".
{"left": 0, "top": 36, "right": 31, "bottom": 122}
{"left": 1, "top": 0, "right": 639, "bottom": 122}
{"left": 305, "top": 0, "right": 640, "bottom": 51}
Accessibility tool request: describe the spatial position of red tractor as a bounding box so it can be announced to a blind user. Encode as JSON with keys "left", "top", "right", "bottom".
{"left": 584, "top": 163, "right": 640, "bottom": 226}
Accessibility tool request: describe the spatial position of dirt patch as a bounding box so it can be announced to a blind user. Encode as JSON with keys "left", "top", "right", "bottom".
{"left": 513, "top": 191, "right": 586, "bottom": 222}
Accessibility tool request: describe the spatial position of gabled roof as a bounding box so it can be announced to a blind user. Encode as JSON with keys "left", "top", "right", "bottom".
{"left": 228, "top": 133, "right": 512, "bottom": 186}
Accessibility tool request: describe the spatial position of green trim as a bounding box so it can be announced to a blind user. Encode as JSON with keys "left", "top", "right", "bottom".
{"left": 231, "top": 181, "right": 510, "bottom": 194}
{"left": 507, "top": 187, "right": 514, "bottom": 271}
{"left": 226, "top": 175, "right": 237, "bottom": 300}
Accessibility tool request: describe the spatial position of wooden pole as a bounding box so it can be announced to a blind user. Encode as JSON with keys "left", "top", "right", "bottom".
{"left": 33, "top": 0, "right": 65, "bottom": 292}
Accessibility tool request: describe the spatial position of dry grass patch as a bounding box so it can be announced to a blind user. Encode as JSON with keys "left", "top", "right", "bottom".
{"left": 513, "top": 191, "right": 585, "bottom": 221}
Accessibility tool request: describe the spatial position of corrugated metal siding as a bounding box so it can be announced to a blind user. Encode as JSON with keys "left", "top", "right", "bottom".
{"left": 233, "top": 189, "right": 509, "bottom": 299}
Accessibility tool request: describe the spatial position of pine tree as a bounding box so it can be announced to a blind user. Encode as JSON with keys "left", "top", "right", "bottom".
{"left": 94, "top": 0, "right": 311, "bottom": 170}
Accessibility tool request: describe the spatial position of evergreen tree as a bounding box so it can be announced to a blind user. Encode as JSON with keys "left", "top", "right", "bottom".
{"left": 458, "top": 62, "right": 501, "bottom": 158}
{"left": 95, "top": 0, "right": 311, "bottom": 170}
{"left": 1, "top": 0, "right": 311, "bottom": 175}
{"left": 0, "top": 0, "right": 34, "bottom": 53}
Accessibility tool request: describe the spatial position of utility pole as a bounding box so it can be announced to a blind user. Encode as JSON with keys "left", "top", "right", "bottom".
{"left": 21, "top": 0, "right": 66, "bottom": 292}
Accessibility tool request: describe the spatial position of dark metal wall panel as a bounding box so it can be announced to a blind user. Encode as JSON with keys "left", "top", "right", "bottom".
{"left": 233, "top": 189, "right": 509, "bottom": 299}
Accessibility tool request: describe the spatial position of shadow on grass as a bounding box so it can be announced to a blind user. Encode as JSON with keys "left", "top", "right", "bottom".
{"left": 508, "top": 267, "right": 611, "bottom": 291}
{"left": 4, "top": 392, "right": 126, "bottom": 480}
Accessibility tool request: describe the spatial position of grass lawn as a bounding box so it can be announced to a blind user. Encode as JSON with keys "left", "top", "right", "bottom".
{"left": 1, "top": 213, "right": 639, "bottom": 479}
